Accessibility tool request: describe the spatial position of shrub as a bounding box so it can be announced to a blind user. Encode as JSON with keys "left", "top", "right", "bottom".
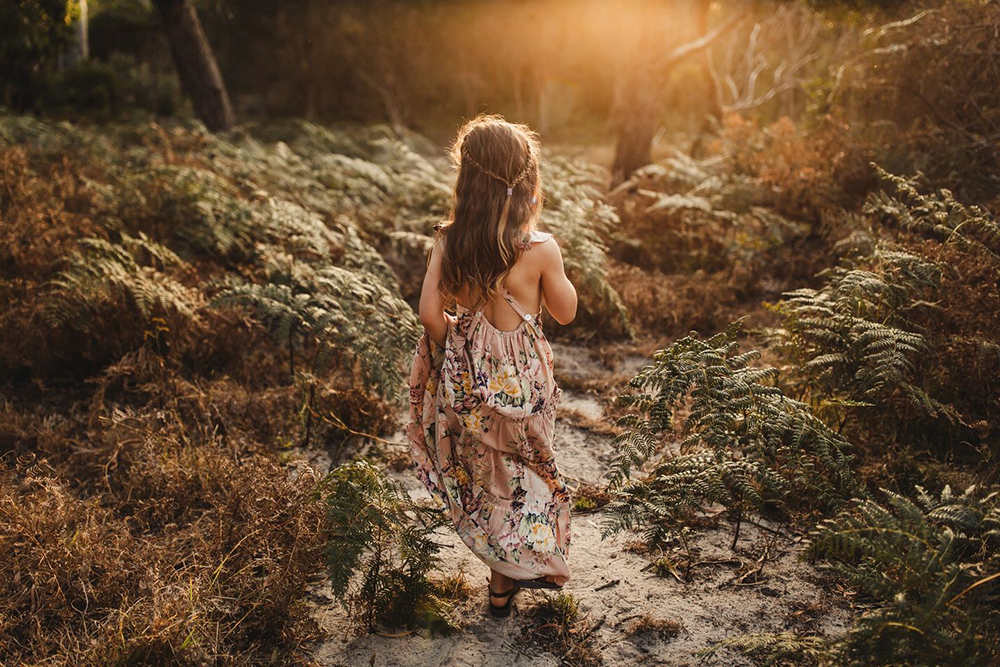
{"left": 37, "top": 53, "right": 185, "bottom": 120}
{"left": 772, "top": 165, "right": 1000, "bottom": 464}
{"left": 804, "top": 484, "right": 1000, "bottom": 665}
{"left": 321, "top": 460, "right": 454, "bottom": 633}
{"left": 541, "top": 156, "right": 632, "bottom": 338}
{"left": 0, "top": 0, "right": 72, "bottom": 111}
{"left": 603, "top": 321, "right": 858, "bottom": 549}
{"left": 829, "top": 3, "right": 1000, "bottom": 203}
{"left": 716, "top": 114, "right": 869, "bottom": 219}
{"left": 608, "top": 143, "right": 825, "bottom": 333}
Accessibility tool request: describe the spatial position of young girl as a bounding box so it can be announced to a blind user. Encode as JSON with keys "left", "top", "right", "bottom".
{"left": 407, "top": 115, "right": 577, "bottom": 618}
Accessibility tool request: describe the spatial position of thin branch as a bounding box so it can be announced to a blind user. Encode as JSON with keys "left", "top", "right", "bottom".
{"left": 664, "top": 10, "right": 747, "bottom": 68}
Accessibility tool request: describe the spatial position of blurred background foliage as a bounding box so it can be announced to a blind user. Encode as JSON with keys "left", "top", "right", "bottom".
{"left": 7, "top": 0, "right": 999, "bottom": 198}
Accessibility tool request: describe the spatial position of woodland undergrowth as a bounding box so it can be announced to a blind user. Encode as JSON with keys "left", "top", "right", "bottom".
{"left": 0, "top": 111, "right": 625, "bottom": 663}
{"left": 4, "top": 28, "right": 1000, "bottom": 660}
{"left": 605, "top": 115, "right": 1000, "bottom": 665}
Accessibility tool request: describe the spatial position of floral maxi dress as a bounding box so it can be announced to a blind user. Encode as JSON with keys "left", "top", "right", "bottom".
{"left": 407, "top": 231, "right": 571, "bottom": 585}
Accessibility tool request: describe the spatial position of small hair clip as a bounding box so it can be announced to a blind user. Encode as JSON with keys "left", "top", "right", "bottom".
{"left": 506, "top": 187, "right": 513, "bottom": 196}
{"left": 531, "top": 195, "right": 538, "bottom": 205}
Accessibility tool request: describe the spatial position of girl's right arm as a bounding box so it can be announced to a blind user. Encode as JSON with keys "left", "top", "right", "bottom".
{"left": 537, "top": 238, "right": 577, "bottom": 325}
{"left": 418, "top": 239, "right": 449, "bottom": 347}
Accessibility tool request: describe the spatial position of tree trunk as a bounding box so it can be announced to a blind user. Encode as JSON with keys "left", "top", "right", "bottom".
{"left": 535, "top": 71, "right": 549, "bottom": 136}
{"left": 689, "top": 0, "right": 725, "bottom": 157}
{"left": 153, "top": 0, "right": 235, "bottom": 132}
{"left": 61, "top": 0, "right": 89, "bottom": 67}
{"left": 612, "top": 5, "right": 743, "bottom": 181}
{"left": 611, "top": 75, "right": 658, "bottom": 186}
{"left": 695, "top": 0, "right": 724, "bottom": 122}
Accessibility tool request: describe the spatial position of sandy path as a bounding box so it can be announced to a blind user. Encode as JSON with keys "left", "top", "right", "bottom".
{"left": 300, "top": 342, "right": 852, "bottom": 666}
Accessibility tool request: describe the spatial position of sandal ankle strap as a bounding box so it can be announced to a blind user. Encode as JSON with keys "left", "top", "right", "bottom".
{"left": 489, "top": 585, "right": 516, "bottom": 598}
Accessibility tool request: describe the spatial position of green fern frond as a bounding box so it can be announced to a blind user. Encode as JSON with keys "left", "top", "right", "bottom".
{"left": 320, "top": 460, "right": 448, "bottom": 632}
{"left": 603, "top": 321, "right": 858, "bottom": 544}
{"left": 775, "top": 238, "right": 956, "bottom": 425}
{"left": 43, "top": 232, "right": 197, "bottom": 326}
{"left": 805, "top": 485, "right": 1000, "bottom": 665}
{"left": 212, "top": 259, "right": 419, "bottom": 398}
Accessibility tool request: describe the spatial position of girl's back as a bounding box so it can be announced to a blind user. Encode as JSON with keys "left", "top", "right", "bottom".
{"left": 453, "top": 230, "right": 555, "bottom": 332}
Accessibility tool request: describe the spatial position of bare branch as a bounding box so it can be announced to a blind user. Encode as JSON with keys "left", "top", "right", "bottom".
{"left": 708, "top": 5, "right": 824, "bottom": 116}
{"left": 664, "top": 9, "right": 747, "bottom": 68}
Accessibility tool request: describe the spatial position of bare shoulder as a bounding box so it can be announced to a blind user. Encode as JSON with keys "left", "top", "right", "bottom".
{"left": 524, "top": 234, "right": 559, "bottom": 253}
{"left": 525, "top": 236, "right": 562, "bottom": 264}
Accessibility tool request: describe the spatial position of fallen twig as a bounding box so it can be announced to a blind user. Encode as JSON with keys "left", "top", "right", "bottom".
{"left": 374, "top": 630, "right": 414, "bottom": 638}
{"left": 595, "top": 579, "right": 620, "bottom": 591}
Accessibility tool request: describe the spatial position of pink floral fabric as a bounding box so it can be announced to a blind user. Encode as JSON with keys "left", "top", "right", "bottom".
{"left": 407, "top": 237, "right": 571, "bottom": 585}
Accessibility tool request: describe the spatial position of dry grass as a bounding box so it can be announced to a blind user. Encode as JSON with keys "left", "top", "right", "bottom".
{"left": 608, "top": 262, "right": 747, "bottom": 338}
{"left": 0, "top": 134, "right": 393, "bottom": 660}
{"left": 521, "top": 592, "right": 604, "bottom": 667}
{"left": 571, "top": 483, "right": 611, "bottom": 514}
{"left": 0, "top": 427, "right": 328, "bottom": 665}
{"left": 0, "top": 327, "right": 348, "bottom": 664}
{"left": 431, "top": 570, "right": 473, "bottom": 602}
{"left": 623, "top": 614, "right": 683, "bottom": 641}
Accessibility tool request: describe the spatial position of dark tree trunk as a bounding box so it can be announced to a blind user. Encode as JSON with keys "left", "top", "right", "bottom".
{"left": 612, "top": 5, "right": 742, "bottom": 183}
{"left": 153, "top": 0, "right": 235, "bottom": 132}
{"left": 611, "top": 75, "right": 659, "bottom": 186}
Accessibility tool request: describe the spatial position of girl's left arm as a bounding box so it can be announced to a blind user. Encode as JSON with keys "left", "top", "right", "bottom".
{"left": 418, "top": 239, "right": 449, "bottom": 348}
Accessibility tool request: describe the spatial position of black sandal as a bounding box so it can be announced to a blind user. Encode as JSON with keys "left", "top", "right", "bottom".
{"left": 487, "top": 579, "right": 519, "bottom": 618}
{"left": 514, "top": 576, "right": 564, "bottom": 591}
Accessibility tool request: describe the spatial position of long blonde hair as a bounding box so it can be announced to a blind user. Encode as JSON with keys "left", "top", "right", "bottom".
{"left": 437, "top": 114, "right": 542, "bottom": 308}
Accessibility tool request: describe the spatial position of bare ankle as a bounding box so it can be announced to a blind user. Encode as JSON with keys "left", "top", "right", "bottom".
{"left": 490, "top": 570, "right": 513, "bottom": 591}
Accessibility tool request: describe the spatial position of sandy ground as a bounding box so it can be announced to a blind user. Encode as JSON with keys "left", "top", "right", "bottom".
{"left": 297, "top": 342, "right": 853, "bottom": 666}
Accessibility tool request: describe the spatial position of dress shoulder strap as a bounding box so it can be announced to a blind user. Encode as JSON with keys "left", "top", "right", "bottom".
{"left": 498, "top": 284, "right": 542, "bottom": 333}
{"left": 518, "top": 229, "right": 553, "bottom": 250}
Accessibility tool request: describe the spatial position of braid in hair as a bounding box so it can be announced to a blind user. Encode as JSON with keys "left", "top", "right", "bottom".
{"left": 462, "top": 148, "right": 534, "bottom": 196}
